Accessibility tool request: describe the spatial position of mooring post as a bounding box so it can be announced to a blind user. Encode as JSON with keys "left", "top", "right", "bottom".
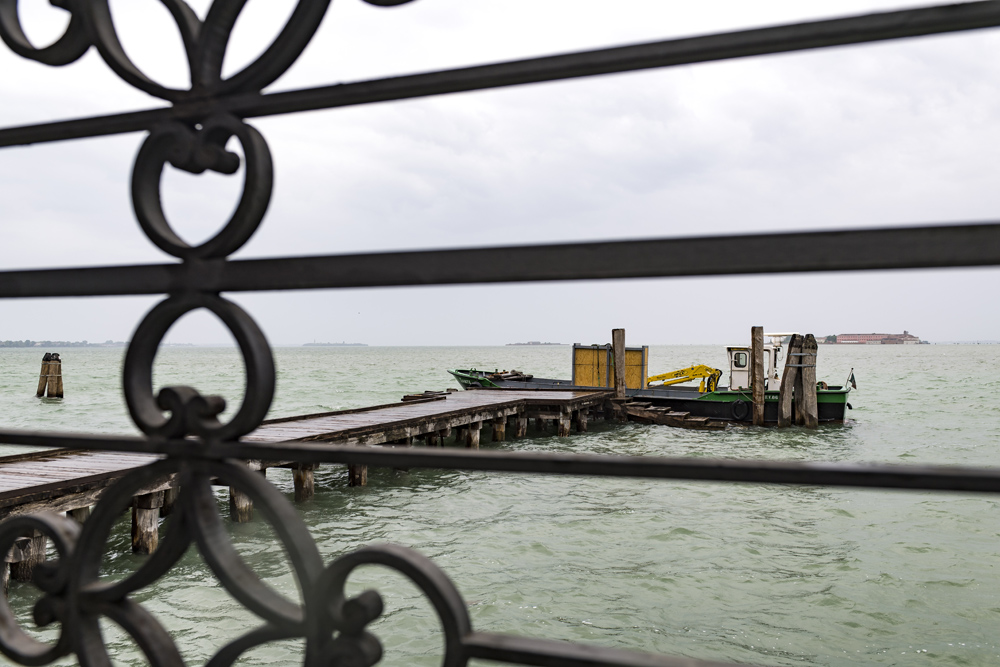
{"left": 492, "top": 417, "right": 506, "bottom": 442}
{"left": 47, "top": 354, "right": 63, "bottom": 398}
{"left": 612, "top": 328, "right": 626, "bottom": 399}
{"left": 132, "top": 491, "right": 164, "bottom": 554}
{"left": 515, "top": 413, "right": 528, "bottom": 438}
{"left": 751, "top": 326, "right": 765, "bottom": 426}
{"left": 466, "top": 422, "right": 481, "bottom": 449}
{"left": 800, "top": 334, "right": 819, "bottom": 428}
{"left": 35, "top": 353, "right": 51, "bottom": 397}
{"left": 68, "top": 506, "right": 91, "bottom": 524}
{"left": 229, "top": 460, "right": 261, "bottom": 523}
{"left": 778, "top": 334, "right": 803, "bottom": 427}
{"left": 293, "top": 463, "right": 316, "bottom": 503}
{"left": 348, "top": 464, "right": 367, "bottom": 487}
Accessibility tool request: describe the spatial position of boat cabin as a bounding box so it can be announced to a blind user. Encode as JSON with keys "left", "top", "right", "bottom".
{"left": 727, "top": 333, "right": 792, "bottom": 390}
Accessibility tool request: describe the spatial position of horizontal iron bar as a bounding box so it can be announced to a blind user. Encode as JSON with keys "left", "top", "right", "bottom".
{"left": 0, "top": 222, "right": 998, "bottom": 298}
{"left": 463, "top": 631, "right": 744, "bottom": 667}
{"left": 3, "top": 1, "right": 1000, "bottom": 146}
{"left": 2, "top": 429, "right": 1000, "bottom": 493}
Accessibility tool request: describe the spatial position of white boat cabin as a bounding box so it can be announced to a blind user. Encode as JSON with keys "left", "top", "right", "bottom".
{"left": 726, "top": 333, "right": 795, "bottom": 390}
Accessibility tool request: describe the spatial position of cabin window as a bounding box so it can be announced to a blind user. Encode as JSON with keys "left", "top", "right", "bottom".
{"left": 733, "top": 352, "right": 748, "bottom": 368}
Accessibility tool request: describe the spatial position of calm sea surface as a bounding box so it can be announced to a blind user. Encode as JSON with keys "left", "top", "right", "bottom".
{"left": 0, "top": 343, "right": 998, "bottom": 666}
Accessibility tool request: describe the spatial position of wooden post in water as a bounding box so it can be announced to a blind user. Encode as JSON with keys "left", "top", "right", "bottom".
{"left": 557, "top": 410, "right": 572, "bottom": 437}
{"left": 36, "top": 353, "right": 51, "bottom": 397}
{"left": 68, "top": 506, "right": 91, "bottom": 524}
{"left": 47, "top": 354, "right": 63, "bottom": 398}
{"left": 160, "top": 486, "right": 179, "bottom": 517}
{"left": 612, "top": 328, "right": 626, "bottom": 399}
{"left": 8, "top": 533, "right": 43, "bottom": 583}
{"left": 132, "top": 491, "right": 164, "bottom": 554}
{"left": 575, "top": 410, "right": 588, "bottom": 433}
{"left": 777, "top": 334, "right": 803, "bottom": 427}
{"left": 229, "top": 460, "right": 262, "bottom": 522}
{"left": 750, "top": 326, "right": 765, "bottom": 426}
{"left": 799, "top": 334, "right": 819, "bottom": 428}
{"left": 348, "top": 464, "right": 367, "bottom": 487}
{"left": 492, "top": 417, "right": 506, "bottom": 442}
{"left": 293, "top": 463, "right": 315, "bottom": 502}
{"left": 515, "top": 413, "right": 528, "bottom": 438}
{"left": 466, "top": 422, "right": 481, "bottom": 449}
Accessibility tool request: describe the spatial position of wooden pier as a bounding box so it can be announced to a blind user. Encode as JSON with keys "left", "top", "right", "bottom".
{"left": 0, "top": 389, "right": 610, "bottom": 582}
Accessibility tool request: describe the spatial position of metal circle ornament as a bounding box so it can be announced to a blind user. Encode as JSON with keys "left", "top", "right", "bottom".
{"left": 0, "top": 1, "right": 90, "bottom": 66}
{"left": 123, "top": 294, "right": 274, "bottom": 441}
{"left": 131, "top": 114, "right": 272, "bottom": 260}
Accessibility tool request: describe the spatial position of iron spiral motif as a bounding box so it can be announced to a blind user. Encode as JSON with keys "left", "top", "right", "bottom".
{"left": 0, "top": 1, "right": 503, "bottom": 666}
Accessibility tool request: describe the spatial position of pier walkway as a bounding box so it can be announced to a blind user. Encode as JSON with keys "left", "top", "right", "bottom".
{"left": 0, "top": 389, "right": 610, "bottom": 582}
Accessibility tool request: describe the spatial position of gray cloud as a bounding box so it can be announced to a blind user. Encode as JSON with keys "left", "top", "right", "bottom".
{"left": 1, "top": 0, "right": 997, "bottom": 346}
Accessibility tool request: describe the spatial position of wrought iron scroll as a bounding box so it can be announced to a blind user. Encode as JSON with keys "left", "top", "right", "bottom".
{"left": 1, "top": 1, "right": 1000, "bottom": 666}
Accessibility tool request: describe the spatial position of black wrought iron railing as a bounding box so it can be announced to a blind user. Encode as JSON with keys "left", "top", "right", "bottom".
{"left": 1, "top": 1, "right": 998, "bottom": 666}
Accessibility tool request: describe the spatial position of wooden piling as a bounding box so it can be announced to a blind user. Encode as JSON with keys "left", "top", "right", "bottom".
{"left": 47, "top": 355, "right": 63, "bottom": 398}
{"left": 293, "top": 463, "right": 315, "bottom": 503}
{"left": 612, "top": 328, "right": 626, "bottom": 399}
{"left": 466, "top": 422, "right": 481, "bottom": 449}
{"left": 750, "top": 326, "right": 765, "bottom": 426}
{"left": 160, "top": 486, "right": 179, "bottom": 517}
{"left": 575, "top": 410, "right": 588, "bottom": 433}
{"left": 229, "top": 460, "right": 261, "bottom": 523}
{"left": 36, "top": 353, "right": 51, "bottom": 397}
{"left": 425, "top": 431, "right": 440, "bottom": 447}
{"left": 68, "top": 506, "right": 91, "bottom": 524}
{"left": 799, "top": 334, "right": 819, "bottom": 428}
{"left": 534, "top": 417, "right": 546, "bottom": 432}
{"left": 9, "top": 533, "right": 44, "bottom": 583}
{"left": 777, "top": 334, "right": 802, "bottom": 428}
{"left": 348, "top": 464, "right": 367, "bottom": 487}
{"left": 557, "top": 411, "right": 572, "bottom": 437}
{"left": 515, "top": 414, "right": 528, "bottom": 438}
{"left": 132, "top": 491, "right": 164, "bottom": 554}
{"left": 492, "top": 417, "right": 506, "bottom": 442}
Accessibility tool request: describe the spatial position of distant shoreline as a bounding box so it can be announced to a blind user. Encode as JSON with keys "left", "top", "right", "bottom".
{"left": 303, "top": 342, "right": 368, "bottom": 347}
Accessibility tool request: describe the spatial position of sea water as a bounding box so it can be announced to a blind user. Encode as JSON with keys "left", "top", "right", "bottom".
{"left": 0, "top": 344, "right": 997, "bottom": 666}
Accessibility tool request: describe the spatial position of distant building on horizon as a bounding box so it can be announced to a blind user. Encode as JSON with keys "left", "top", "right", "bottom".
{"left": 836, "top": 331, "right": 921, "bottom": 344}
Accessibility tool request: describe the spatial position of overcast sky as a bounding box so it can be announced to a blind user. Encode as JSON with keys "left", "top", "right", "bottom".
{"left": 1, "top": 0, "right": 998, "bottom": 346}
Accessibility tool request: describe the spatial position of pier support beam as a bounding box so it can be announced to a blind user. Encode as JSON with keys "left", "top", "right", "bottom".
{"left": 466, "top": 422, "right": 481, "bottom": 449}
{"left": 68, "top": 506, "right": 91, "bottom": 524}
{"left": 161, "top": 486, "right": 179, "bottom": 517}
{"left": 293, "top": 464, "right": 316, "bottom": 503}
{"left": 132, "top": 491, "right": 164, "bottom": 554}
{"left": 515, "top": 414, "right": 528, "bottom": 438}
{"left": 492, "top": 417, "right": 506, "bottom": 442}
{"left": 8, "top": 532, "right": 44, "bottom": 584}
{"left": 456, "top": 427, "right": 468, "bottom": 445}
{"left": 557, "top": 412, "right": 572, "bottom": 437}
{"left": 425, "top": 432, "right": 440, "bottom": 447}
{"left": 575, "top": 410, "right": 588, "bottom": 433}
{"left": 229, "top": 461, "right": 262, "bottom": 523}
{"left": 534, "top": 418, "right": 547, "bottom": 432}
{"left": 348, "top": 464, "right": 367, "bottom": 487}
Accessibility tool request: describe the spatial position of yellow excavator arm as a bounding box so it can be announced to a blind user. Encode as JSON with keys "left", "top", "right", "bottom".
{"left": 647, "top": 365, "right": 723, "bottom": 393}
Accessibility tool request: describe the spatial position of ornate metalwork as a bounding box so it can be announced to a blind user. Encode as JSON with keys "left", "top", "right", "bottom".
{"left": 1, "top": 1, "right": 999, "bottom": 666}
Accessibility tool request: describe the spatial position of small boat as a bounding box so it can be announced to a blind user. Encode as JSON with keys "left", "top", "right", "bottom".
{"left": 447, "top": 335, "right": 853, "bottom": 424}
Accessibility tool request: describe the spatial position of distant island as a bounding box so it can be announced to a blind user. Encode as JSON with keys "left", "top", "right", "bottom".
{"left": 303, "top": 342, "right": 368, "bottom": 347}
{"left": 0, "top": 339, "right": 127, "bottom": 348}
{"left": 506, "top": 341, "right": 564, "bottom": 346}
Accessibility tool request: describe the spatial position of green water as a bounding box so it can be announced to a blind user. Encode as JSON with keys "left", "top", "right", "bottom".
{"left": 0, "top": 344, "right": 998, "bottom": 666}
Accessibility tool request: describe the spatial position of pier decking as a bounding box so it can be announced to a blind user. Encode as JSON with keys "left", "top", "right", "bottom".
{"left": 0, "top": 389, "right": 611, "bottom": 580}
